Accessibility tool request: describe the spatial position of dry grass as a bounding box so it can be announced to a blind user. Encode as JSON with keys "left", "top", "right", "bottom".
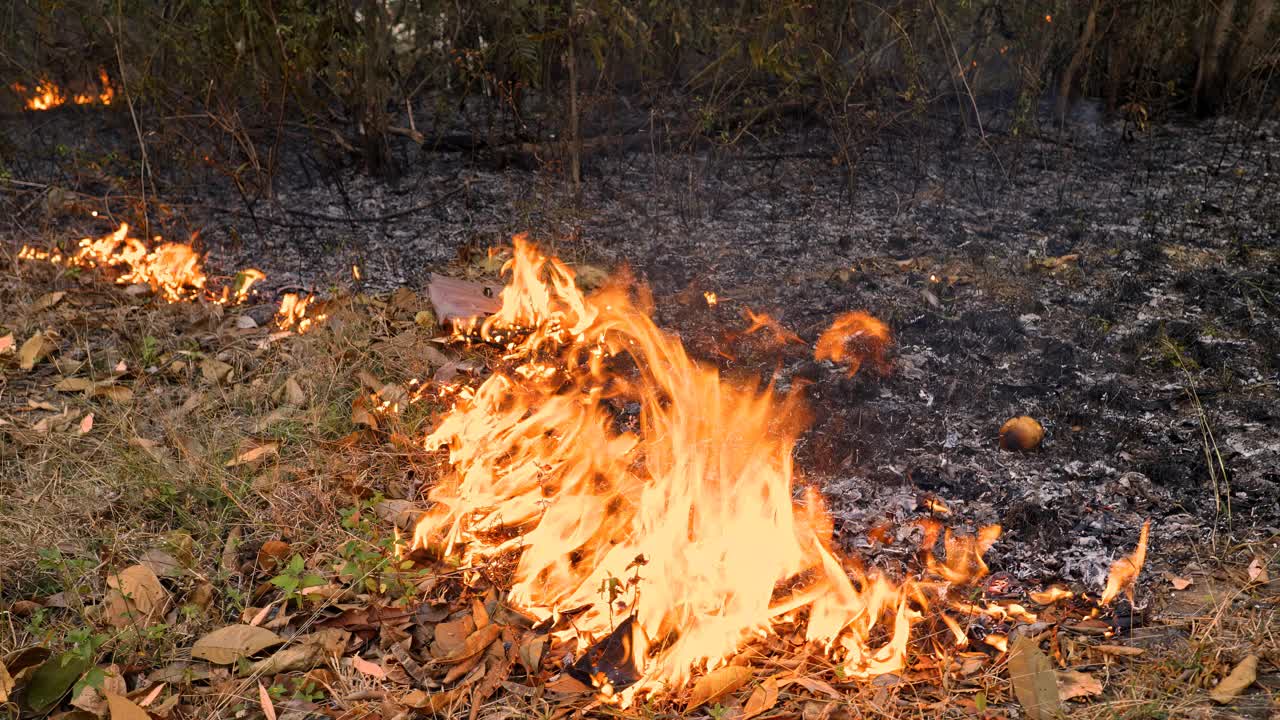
{"left": 1, "top": 239, "right": 1276, "bottom": 719}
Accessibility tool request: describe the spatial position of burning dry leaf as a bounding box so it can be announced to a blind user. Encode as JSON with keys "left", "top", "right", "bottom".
{"left": 999, "top": 416, "right": 1044, "bottom": 451}
{"left": 687, "top": 666, "right": 752, "bottom": 711}
{"left": 1246, "top": 557, "right": 1269, "bottom": 584}
{"left": 31, "top": 291, "right": 66, "bottom": 312}
{"left": 0, "top": 333, "right": 14, "bottom": 355}
{"left": 102, "top": 564, "right": 170, "bottom": 628}
{"left": 191, "top": 624, "right": 284, "bottom": 664}
{"left": 1008, "top": 635, "right": 1061, "bottom": 720}
{"left": 1100, "top": 520, "right": 1150, "bottom": 605}
{"left": 1056, "top": 670, "right": 1103, "bottom": 701}
{"left": 1028, "top": 586, "right": 1073, "bottom": 605}
{"left": 741, "top": 676, "right": 779, "bottom": 720}
{"left": 78, "top": 413, "right": 94, "bottom": 435}
{"left": 257, "top": 681, "right": 277, "bottom": 720}
{"left": 225, "top": 442, "right": 278, "bottom": 468}
{"left": 350, "top": 394, "right": 377, "bottom": 428}
{"left": 814, "top": 310, "right": 892, "bottom": 377}
{"left": 105, "top": 692, "right": 149, "bottom": 720}
{"left": 1209, "top": 654, "right": 1258, "bottom": 704}
{"left": 19, "top": 331, "right": 50, "bottom": 371}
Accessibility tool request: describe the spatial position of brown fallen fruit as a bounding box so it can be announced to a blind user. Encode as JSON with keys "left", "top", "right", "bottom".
{"left": 1000, "top": 416, "right": 1044, "bottom": 451}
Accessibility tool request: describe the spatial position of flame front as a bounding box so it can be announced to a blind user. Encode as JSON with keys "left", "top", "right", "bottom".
{"left": 414, "top": 237, "right": 1000, "bottom": 698}
{"left": 11, "top": 69, "right": 114, "bottom": 111}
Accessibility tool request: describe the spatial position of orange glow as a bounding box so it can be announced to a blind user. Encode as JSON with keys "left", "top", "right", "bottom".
{"left": 11, "top": 68, "right": 114, "bottom": 111}
{"left": 1100, "top": 520, "right": 1150, "bottom": 604}
{"left": 1045, "top": 14, "right": 1052, "bottom": 22}
{"left": 814, "top": 311, "right": 891, "bottom": 377}
{"left": 19, "top": 223, "right": 264, "bottom": 306}
{"left": 276, "top": 293, "right": 326, "bottom": 333}
{"left": 703, "top": 290, "right": 718, "bottom": 307}
{"left": 742, "top": 308, "right": 803, "bottom": 346}
{"left": 411, "top": 236, "right": 1022, "bottom": 701}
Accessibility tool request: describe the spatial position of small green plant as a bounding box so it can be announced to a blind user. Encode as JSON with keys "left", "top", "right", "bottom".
{"left": 140, "top": 335, "right": 160, "bottom": 366}
{"left": 269, "top": 554, "right": 325, "bottom": 604}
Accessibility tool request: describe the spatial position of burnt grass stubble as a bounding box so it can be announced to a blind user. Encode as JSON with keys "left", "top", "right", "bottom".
{"left": 2, "top": 100, "right": 1279, "bottom": 610}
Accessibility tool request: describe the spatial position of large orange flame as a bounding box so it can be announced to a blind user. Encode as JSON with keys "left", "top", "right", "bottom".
{"left": 413, "top": 237, "right": 1011, "bottom": 700}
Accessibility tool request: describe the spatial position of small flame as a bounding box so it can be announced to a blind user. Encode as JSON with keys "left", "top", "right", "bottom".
{"left": 276, "top": 293, "right": 326, "bottom": 333}
{"left": 703, "top": 291, "right": 718, "bottom": 307}
{"left": 814, "top": 311, "right": 892, "bottom": 377}
{"left": 11, "top": 68, "right": 114, "bottom": 111}
{"left": 742, "top": 308, "right": 803, "bottom": 346}
{"left": 1100, "top": 520, "right": 1150, "bottom": 605}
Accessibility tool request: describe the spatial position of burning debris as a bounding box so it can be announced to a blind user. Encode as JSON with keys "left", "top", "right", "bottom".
{"left": 411, "top": 236, "right": 1153, "bottom": 703}
{"left": 10, "top": 68, "right": 115, "bottom": 110}
{"left": 17, "top": 223, "right": 326, "bottom": 332}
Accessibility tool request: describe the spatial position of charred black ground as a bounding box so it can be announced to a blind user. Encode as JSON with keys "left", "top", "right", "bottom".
{"left": 3, "top": 101, "right": 1279, "bottom": 597}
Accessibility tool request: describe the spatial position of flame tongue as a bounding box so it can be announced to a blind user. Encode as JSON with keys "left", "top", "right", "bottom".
{"left": 416, "top": 237, "right": 925, "bottom": 695}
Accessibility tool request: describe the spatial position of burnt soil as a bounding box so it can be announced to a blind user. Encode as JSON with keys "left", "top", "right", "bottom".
{"left": 3, "top": 101, "right": 1279, "bottom": 595}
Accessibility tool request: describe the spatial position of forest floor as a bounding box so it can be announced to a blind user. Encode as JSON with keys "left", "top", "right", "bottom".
{"left": 0, "top": 101, "right": 1278, "bottom": 719}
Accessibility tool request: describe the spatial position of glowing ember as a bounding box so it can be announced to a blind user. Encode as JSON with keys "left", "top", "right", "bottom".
{"left": 18, "top": 223, "right": 262, "bottom": 305}
{"left": 702, "top": 291, "right": 718, "bottom": 306}
{"left": 742, "top": 308, "right": 803, "bottom": 346}
{"left": 814, "top": 310, "right": 892, "bottom": 377}
{"left": 412, "top": 236, "right": 1037, "bottom": 700}
{"left": 11, "top": 68, "right": 114, "bottom": 111}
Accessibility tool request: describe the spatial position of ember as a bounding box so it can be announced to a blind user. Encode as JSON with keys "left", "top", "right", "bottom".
{"left": 413, "top": 235, "right": 1154, "bottom": 702}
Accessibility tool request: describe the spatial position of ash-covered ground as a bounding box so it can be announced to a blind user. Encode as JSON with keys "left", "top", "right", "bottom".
{"left": 3, "top": 101, "right": 1278, "bottom": 597}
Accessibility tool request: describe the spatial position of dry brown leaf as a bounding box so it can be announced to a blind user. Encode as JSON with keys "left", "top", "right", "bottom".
{"left": 280, "top": 377, "right": 305, "bottom": 407}
{"left": 786, "top": 675, "right": 841, "bottom": 699}
{"left": 225, "top": 442, "right": 278, "bottom": 468}
{"left": 436, "top": 623, "right": 502, "bottom": 665}
{"left": 350, "top": 655, "right": 386, "bottom": 679}
{"left": 31, "top": 291, "right": 66, "bottom": 312}
{"left": 94, "top": 385, "right": 133, "bottom": 403}
{"left": 200, "top": 358, "right": 233, "bottom": 384}
{"left": 257, "top": 681, "right": 277, "bottom": 720}
{"left": 1008, "top": 635, "right": 1061, "bottom": 720}
{"left": 54, "top": 377, "right": 94, "bottom": 392}
{"left": 102, "top": 565, "right": 169, "bottom": 628}
{"left": 687, "top": 665, "right": 752, "bottom": 711}
{"left": 137, "top": 683, "right": 165, "bottom": 707}
{"left": 247, "top": 629, "right": 349, "bottom": 675}
{"left": 1093, "top": 644, "right": 1144, "bottom": 657}
{"left": 19, "top": 332, "right": 49, "bottom": 371}
{"left": 350, "top": 394, "right": 377, "bottom": 428}
{"left": 432, "top": 616, "right": 476, "bottom": 657}
{"left": 138, "top": 549, "right": 184, "bottom": 578}
{"left": 71, "top": 664, "right": 126, "bottom": 716}
{"left": 0, "top": 333, "right": 14, "bottom": 355}
{"left": 0, "top": 660, "right": 14, "bottom": 704}
{"left": 471, "top": 597, "right": 490, "bottom": 629}
{"left": 105, "top": 692, "right": 149, "bottom": 720}
{"left": 742, "top": 675, "right": 779, "bottom": 720}
{"left": 1056, "top": 670, "right": 1103, "bottom": 701}
{"left": 1209, "top": 654, "right": 1258, "bottom": 704}
{"left": 402, "top": 688, "right": 460, "bottom": 712}
{"left": 191, "top": 624, "right": 283, "bottom": 664}
{"left": 78, "top": 413, "right": 94, "bottom": 435}
{"left": 1247, "top": 557, "right": 1269, "bottom": 584}
{"left": 1163, "top": 572, "right": 1193, "bottom": 590}
{"left": 256, "top": 540, "right": 290, "bottom": 572}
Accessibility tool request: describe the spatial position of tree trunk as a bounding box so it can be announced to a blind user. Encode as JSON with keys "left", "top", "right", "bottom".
{"left": 1194, "top": 0, "right": 1238, "bottom": 113}
{"left": 1229, "top": 0, "right": 1277, "bottom": 86}
{"left": 1056, "top": 0, "right": 1103, "bottom": 125}
{"left": 566, "top": 0, "right": 582, "bottom": 194}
